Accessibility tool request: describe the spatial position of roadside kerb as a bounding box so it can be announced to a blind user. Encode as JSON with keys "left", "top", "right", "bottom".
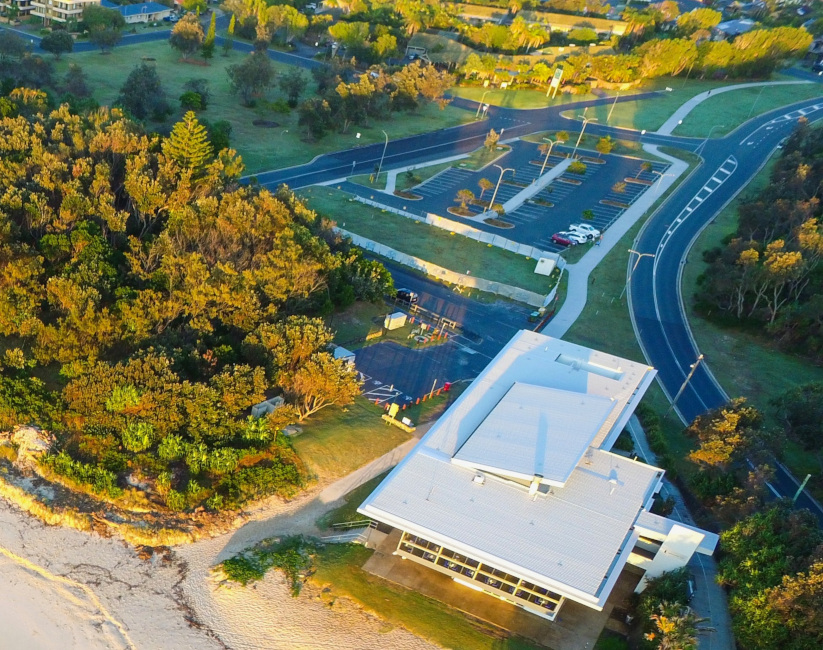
{"left": 335, "top": 227, "right": 549, "bottom": 307}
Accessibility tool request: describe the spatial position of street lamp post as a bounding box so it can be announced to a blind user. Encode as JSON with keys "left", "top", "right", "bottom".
{"left": 607, "top": 92, "right": 620, "bottom": 123}
{"left": 487, "top": 164, "right": 515, "bottom": 213}
{"left": 539, "top": 138, "right": 557, "bottom": 176}
{"left": 572, "top": 114, "right": 598, "bottom": 159}
{"left": 747, "top": 85, "right": 766, "bottom": 120}
{"left": 475, "top": 90, "right": 490, "bottom": 119}
{"left": 697, "top": 124, "right": 725, "bottom": 156}
{"left": 666, "top": 354, "right": 705, "bottom": 418}
{"left": 376, "top": 130, "right": 389, "bottom": 179}
{"left": 620, "top": 248, "right": 655, "bottom": 299}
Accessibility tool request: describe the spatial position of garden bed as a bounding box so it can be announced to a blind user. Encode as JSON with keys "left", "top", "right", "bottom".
{"left": 530, "top": 198, "right": 554, "bottom": 207}
{"left": 579, "top": 156, "right": 606, "bottom": 164}
{"left": 393, "top": 190, "right": 422, "bottom": 200}
{"left": 557, "top": 177, "right": 582, "bottom": 185}
{"left": 483, "top": 217, "right": 514, "bottom": 228}
{"left": 447, "top": 207, "right": 475, "bottom": 217}
{"left": 601, "top": 199, "right": 631, "bottom": 208}
{"left": 625, "top": 177, "right": 653, "bottom": 185}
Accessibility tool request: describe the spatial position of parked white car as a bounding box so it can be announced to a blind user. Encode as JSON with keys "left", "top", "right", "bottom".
{"left": 556, "top": 230, "right": 588, "bottom": 245}
{"left": 569, "top": 223, "right": 601, "bottom": 240}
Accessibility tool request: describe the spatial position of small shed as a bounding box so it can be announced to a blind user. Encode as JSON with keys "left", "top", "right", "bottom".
{"left": 384, "top": 312, "right": 407, "bottom": 331}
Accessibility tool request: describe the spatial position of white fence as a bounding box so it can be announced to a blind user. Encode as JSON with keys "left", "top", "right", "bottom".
{"left": 337, "top": 229, "right": 548, "bottom": 307}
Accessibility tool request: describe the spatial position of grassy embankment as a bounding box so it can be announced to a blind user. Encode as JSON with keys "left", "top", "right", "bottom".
{"left": 300, "top": 186, "right": 555, "bottom": 296}
{"left": 55, "top": 40, "right": 473, "bottom": 174}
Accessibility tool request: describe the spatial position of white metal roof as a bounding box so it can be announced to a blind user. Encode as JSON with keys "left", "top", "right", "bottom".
{"left": 360, "top": 446, "right": 662, "bottom": 606}
{"left": 452, "top": 382, "right": 614, "bottom": 486}
{"left": 359, "top": 330, "right": 663, "bottom": 607}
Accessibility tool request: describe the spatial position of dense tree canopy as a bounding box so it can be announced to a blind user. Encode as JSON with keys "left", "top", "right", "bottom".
{"left": 718, "top": 505, "right": 823, "bottom": 650}
{"left": 696, "top": 122, "right": 823, "bottom": 363}
{"left": 0, "top": 101, "right": 388, "bottom": 512}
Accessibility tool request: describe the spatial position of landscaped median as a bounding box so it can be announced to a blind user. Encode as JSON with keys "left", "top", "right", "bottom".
{"left": 300, "top": 187, "right": 558, "bottom": 301}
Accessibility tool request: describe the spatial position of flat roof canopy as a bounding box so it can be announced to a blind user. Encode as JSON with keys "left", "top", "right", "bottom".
{"left": 452, "top": 383, "right": 613, "bottom": 487}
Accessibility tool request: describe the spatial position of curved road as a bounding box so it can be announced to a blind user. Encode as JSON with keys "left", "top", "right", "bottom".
{"left": 628, "top": 96, "right": 823, "bottom": 522}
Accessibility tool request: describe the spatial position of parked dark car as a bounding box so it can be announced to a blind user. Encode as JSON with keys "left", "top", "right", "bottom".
{"left": 396, "top": 288, "right": 419, "bottom": 304}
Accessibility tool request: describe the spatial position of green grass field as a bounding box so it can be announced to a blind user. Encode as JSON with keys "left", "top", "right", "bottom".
{"left": 300, "top": 187, "right": 554, "bottom": 295}
{"left": 679, "top": 151, "right": 823, "bottom": 494}
{"left": 291, "top": 397, "right": 410, "bottom": 480}
{"left": 673, "top": 83, "right": 823, "bottom": 137}
{"left": 56, "top": 41, "right": 473, "bottom": 174}
{"left": 316, "top": 471, "right": 388, "bottom": 529}
{"left": 311, "top": 544, "right": 543, "bottom": 650}
{"left": 562, "top": 78, "right": 821, "bottom": 136}
{"left": 293, "top": 388, "right": 460, "bottom": 481}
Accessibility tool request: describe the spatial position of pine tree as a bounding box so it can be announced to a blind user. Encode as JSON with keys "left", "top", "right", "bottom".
{"left": 162, "top": 111, "right": 213, "bottom": 174}
{"left": 202, "top": 12, "right": 216, "bottom": 61}
{"left": 223, "top": 15, "right": 235, "bottom": 56}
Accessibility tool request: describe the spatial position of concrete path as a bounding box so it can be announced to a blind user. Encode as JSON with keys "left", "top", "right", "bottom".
{"left": 542, "top": 145, "right": 688, "bottom": 339}
{"left": 499, "top": 158, "right": 571, "bottom": 213}
{"left": 656, "top": 81, "right": 812, "bottom": 135}
{"left": 626, "top": 416, "right": 735, "bottom": 650}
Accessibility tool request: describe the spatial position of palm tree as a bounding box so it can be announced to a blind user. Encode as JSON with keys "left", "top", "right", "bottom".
{"left": 478, "top": 178, "right": 494, "bottom": 200}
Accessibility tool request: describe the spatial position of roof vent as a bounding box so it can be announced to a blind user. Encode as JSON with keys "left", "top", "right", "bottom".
{"left": 473, "top": 473, "right": 485, "bottom": 485}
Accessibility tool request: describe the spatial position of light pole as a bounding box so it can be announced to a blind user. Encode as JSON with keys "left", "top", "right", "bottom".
{"left": 376, "top": 130, "right": 389, "bottom": 179}
{"left": 487, "top": 164, "right": 515, "bottom": 213}
{"left": 607, "top": 92, "right": 620, "bottom": 123}
{"left": 539, "top": 138, "right": 557, "bottom": 176}
{"left": 572, "top": 114, "right": 597, "bottom": 159}
{"left": 620, "top": 248, "right": 654, "bottom": 299}
{"left": 697, "top": 124, "right": 725, "bottom": 156}
{"left": 747, "top": 85, "right": 766, "bottom": 120}
{"left": 652, "top": 170, "right": 675, "bottom": 194}
{"left": 475, "top": 90, "right": 490, "bottom": 119}
{"left": 666, "top": 354, "right": 705, "bottom": 418}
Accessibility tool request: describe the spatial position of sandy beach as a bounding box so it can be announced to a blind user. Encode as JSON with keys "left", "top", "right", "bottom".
{"left": 0, "top": 439, "right": 436, "bottom": 650}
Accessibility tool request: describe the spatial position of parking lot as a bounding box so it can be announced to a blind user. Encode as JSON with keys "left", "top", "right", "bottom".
{"left": 342, "top": 140, "right": 670, "bottom": 254}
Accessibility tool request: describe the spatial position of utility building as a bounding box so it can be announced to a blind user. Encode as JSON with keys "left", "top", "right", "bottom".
{"left": 358, "top": 330, "right": 716, "bottom": 621}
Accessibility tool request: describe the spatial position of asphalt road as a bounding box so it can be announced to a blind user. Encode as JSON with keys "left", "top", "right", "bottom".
{"left": 251, "top": 95, "right": 702, "bottom": 190}
{"left": 628, "top": 96, "right": 823, "bottom": 523}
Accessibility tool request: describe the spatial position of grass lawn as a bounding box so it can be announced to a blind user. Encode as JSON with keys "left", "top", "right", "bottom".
{"left": 679, "top": 150, "right": 823, "bottom": 495}
{"left": 450, "top": 85, "right": 601, "bottom": 110}
{"left": 292, "top": 397, "right": 411, "bottom": 481}
{"left": 316, "top": 471, "right": 388, "bottom": 529}
{"left": 560, "top": 77, "right": 819, "bottom": 135}
{"left": 673, "top": 83, "right": 823, "bottom": 137}
{"left": 300, "top": 187, "right": 555, "bottom": 295}
{"left": 311, "top": 544, "right": 544, "bottom": 650}
{"left": 57, "top": 41, "right": 473, "bottom": 174}
{"left": 293, "top": 388, "right": 461, "bottom": 481}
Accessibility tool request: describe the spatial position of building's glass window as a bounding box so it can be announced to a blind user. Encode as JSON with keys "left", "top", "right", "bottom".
{"left": 398, "top": 531, "right": 564, "bottom": 617}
